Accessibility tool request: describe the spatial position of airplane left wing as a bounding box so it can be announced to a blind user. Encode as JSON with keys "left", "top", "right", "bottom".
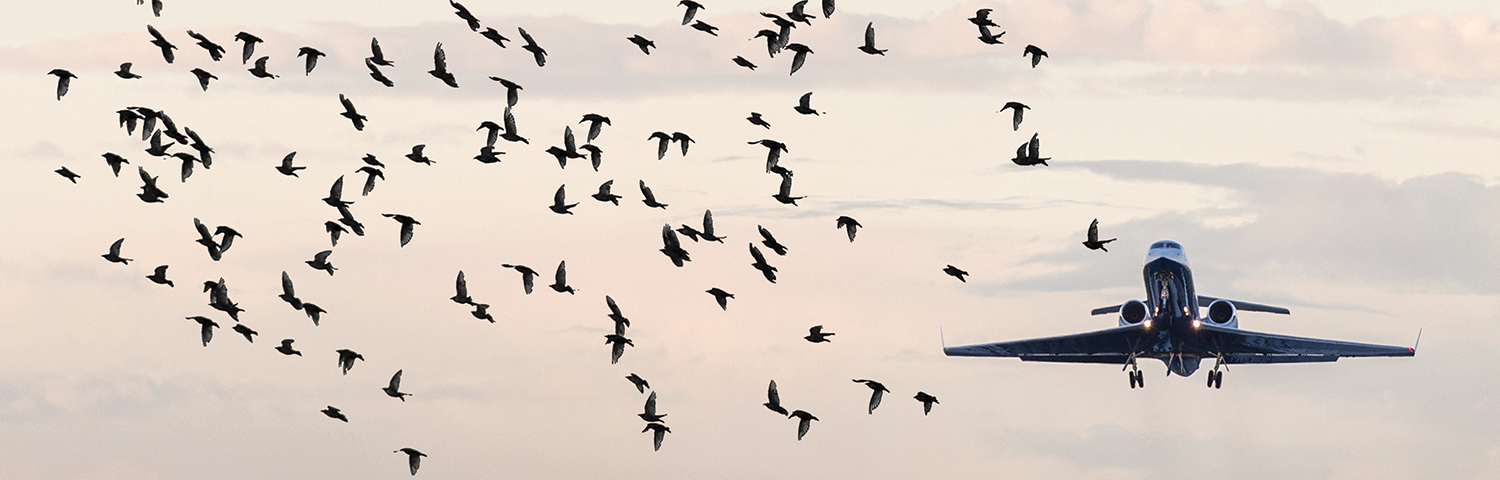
{"left": 1197, "top": 324, "right": 1414, "bottom": 364}
{"left": 944, "top": 324, "right": 1148, "bottom": 364}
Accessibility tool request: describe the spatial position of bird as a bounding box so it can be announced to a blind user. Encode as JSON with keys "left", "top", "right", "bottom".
{"left": 790, "top": 410, "right": 818, "bottom": 440}
{"left": 247, "top": 56, "right": 277, "bottom": 78}
{"left": 145, "top": 265, "right": 173, "bottom": 287}
{"left": 743, "top": 114, "right": 772, "bottom": 131}
{"left": 638, "top": 391, "right": 667, "bottom": 422}
{"left": 771, "top": 173, "right": 804, "bottom": 206}
{"left": 480, "top": 28, "right": 510, "bottom": 48}
{"left": 47, "top": 69, "right": 75, "bottom": 100}
{"left": 234, "top": 32, "right": 262, "bottom": 64}
{"left": 232, "top": 324, "right": 257, "bottom": 343}
{"left": 579, "top": 144, "right": 603, "bottom": 171}
{"left": 429, "top": 43, "right": 458, "bottom": 88}
{"left": 306, "top": 250, "right": 336, "bottom": 275}
{"left": 749, "top": 139, "right": 789, "bottom": 171}
{"left": 755, "top": 226, "right": 789, "bottom": 256}
{"left": 405, "top": 145, "right": 434, "bottom": 165}
{"left": 648, "top": 131, "right": 672, "bottom": 160}
{"left": 336, "top": 205, "right": 365, "bottom": 237}
{"left": 748, "top": 244, "right": 778, "bottom": 283}
{"left": 785, "top": 43, "right": 813, "bottom": 75}
{"left": 732, "top": 55, "right": 756, "bottom": 70}
{"left": 451, "top": 271, "right": 473, "bottom": 305}
{"left": 336, "top": 349, "right": 364, "bottom": 375}
{"left": 383, "top": 370, "right": 412, "bottom": 401}
{"left": 518, "top": 27, "right": 547, "bottom": 67}
{"left": 706, "top": 288, "right": 734, "bottom": 310}
{"left": 640, "top": 180, "right": 668, "bottom": 209}
{"left": 117, "top": 109, "right": 141, "bottom": 135}
{"left": 858, "top": 22, "right": 887, "bottom": 55}
{"left": 760, "top": 14, "right": 795, "bottom": 50}
{"left": 836, "top": 216, "right": 861, "bottom": 242}
{"left": 591, "top": 180, "right": 621, "bottom": 205}
{"left": 699, "top": 210, "right": 726, "bottom": 242}
{"left": 173, "top": 152, "right": 199, "bottom": 182}
{"left": 626, "top": 373, "right": 650, "bottom": 393}
{"left": 998, "top": 102, "right": 1029, "bottom": 131}
{"left": 970, "top": 9, "right": 1000, "bottom": 27}
{"left": 671, "top": 132, "right": 694, "bottom": 156}
{"left": 788, "top": 0, "right": 816, "bottom": 24}
{"left": 192, "top": 219, "right": 222, "bottom": 261}
{"left": 339, "top": 94, "right": 367, "bottom": 131}
{"left": 675, "top": 225, "right": 702, "bottom": 243}
{"left": 188, "top": 316, "right": 218, "bottom": 346}
{"left": 114, "top": 63, "right": 142, "bottom": 79}
{"left": 297, "top": 47, "right": 325, "bottom": 75}
{"left": 500, "top": 264, "right": 538, "bottom": 294}
{"left": 362, "top": 154, "right": 385, "bottom": 168}
{"left": 102, "top": 238, "right": 131, "bottom": 264}
{"left": 678, "top": 0, "right": 704, "bottom": 25}
{"left": 357, "top": 167, "right": 383, "bottom": 196}
{"left": 368, "top": 37, "right": 395, "bottom": 66}
{"left": 1024, "top": 44, "right": 1048, "bottom": 67}
{"left": 977, "top": 24, "right": 1005, "bottom": 45}
{"left": 451, "top": 0, "right": 481, "bottom": 30}
{"left": 476, "top": 121, "right": 502, "bottom": 147}
{"left": 471, "top": 303, "right": 495, "bottom": 323}
{"left": 276, "top": 339, "right": 301, "bottom": 356}
{"left": 490, "top": 77, "right": 523, "bottom": 107}
{"left": 382, "top": 214, "right": 420, "bottom": 247}
{"left": 660, "top": 224, "right": 690, "bottom": 267}
{"left": 146, "top": 0, "right": 163, "bottom": 17}
{"left": 185, "top": 30, "right": 225, "bottom": 61}
{"left": 1012, "top": 133, "right": 1050, "bottom": 166}
{"left": 549, "top": 261, "right": 576, "bottom": 294}
{"left": 1083, "top": 218, "right": 1116, "bottom": 251}
{"left": 579, "top": 114, "right": 611, "bottom": 142}
{"left": 395, "top": 448, "right": 426, "bottom": 476}
{"left": 605, "top": 295, "right": 630, "bottom": 333}
{"left": 642, "top": 423, "right": 670, "bottom": 451}
{"left": 544, "top": 126, "right": 585, "bottom": 168}
{"left": 146, "top": 25, "right": 177, "bottom": 63}
{"left": 214, "top": 226, "right": 241, "bottom": 253}
{"left": 823, "top": 0, "right": 836, "bottom": 17}
{"left": 498, "top": 107, "right": 528, "bottom": 144}
{"left": 805, "top": 325, "right": 834, "bottom": 343}
{"left": 690, "top": 20, "right": 719, "bottom": 36}
{"left": 136, "top": 167, "right": 169, "bottom": 203}
{"left": 943, "top": 265, "right": 969, "bottom": 282}
{"left": 278, "top": 271, "right": 303, "bottom": 310}
{"left": 753, "top": 29, "right": 782, "bottom": 57}
{"left": 626, "top": 35, "right": 655, "bottom": 55}
{"left": 914, "top": 392, "right": 939, "bottom": 415}
{"left": 357, "top": 58, "right": 394, "bottom": 87}
{"left": 793, "top": 92, "right": 820, "bottom": 115}
{"left": 55, "top": 166, "right": 80, "bottom": 183}
{"left": 605, "top": 334, "right": 634, "bottom": 364}
{"left": 276, "top": 151, "right": 304, "bottom": 176}
{"left": 765, "top": 380, "right": 789, "bottom": 416}
{"left": 853, "top": 379, "right": 890, "bottom": 414}
{"left": 323, "top": 175, "right": 353, "bottom": 207}
{"left": 321, "top": 406, "right": 348, "bottom": 422}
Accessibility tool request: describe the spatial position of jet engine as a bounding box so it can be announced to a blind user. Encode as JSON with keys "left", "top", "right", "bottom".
{"left": 1206, "top": 299, "right": 1238, "bottom": 328}
{"left": 1118, "top": 300, "right": 1149, "bottom": 327}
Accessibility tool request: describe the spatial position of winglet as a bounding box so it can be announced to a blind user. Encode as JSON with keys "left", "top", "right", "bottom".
{"left": 1412, "top": 328, "right": 1422, "bottom": 353}
{"left": 940, "top": 327, "right": 947, "bottom": 352}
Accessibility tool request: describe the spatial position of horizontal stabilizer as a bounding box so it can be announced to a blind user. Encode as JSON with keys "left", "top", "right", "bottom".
{"left": 1090, "top": 304, "right": 1122, "bottom": 316}
{"left": 1198, "top": 296, "right": 1290, "bottom": 315}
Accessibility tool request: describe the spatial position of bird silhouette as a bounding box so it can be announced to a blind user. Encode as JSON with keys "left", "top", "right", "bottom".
{"left": 678, "top": 0, "right": 704, "bottom": 25}
{"left": 626, "top": 373, "right": 650, "bottom": 393}
{"left": 500, "top": 264, "right": 538, "bottom": 294}
{"left": 276, "top": 339, "right": 301, "bottom": 356}
{"left": 136, "top": 167, "right": 168, "bottom": 203}
{"left": 102, "top": 238, "right": 131, "bottom": 264}
{"left": 382, "top": 214, "right": 420, "bottom": 247}
{"left": 306, "top": 250, "right": 336, "bottom": 276}
{"left": 764, "top": 379, "right": 789, "bottom": 416}
{"left": 1024, "top": 44, "right": 1048, "bottom": 67}
{"left": 549, "top": 261, "right": 576, "bottom": 294}
{"left": 187, "top": 316, "right": 217, "bottom": 346}
{"left": 278, "top": 271, "right": 302, "bottom": 310}
{"left": 1011, "top": 133, "right": 1050, "bottom": 166}
{"left": 772, "top": 173, "right": 804, "bottom": 206}
{"left": 579, "top": 144, "right": 603, "bottom": 171}
{"left": 639, "top": 391, "right": 667, "bottom": 422}
{"left": 660, "top": 224, "right": 690, "bottom": 267}
{"left": 325, "top": 221, "right": 347, "bottom": 247}
{"left": 785, "top": 43, "right": 813, "bottom": 75}
{"left": 336, "top": 349, "right": 364, "bottom": 375}
{"left": 480, "top": 28, "right": 509, "bottom": 48}
{"left": 858, "top": 23, "right": 887, "bottom": 55}
{"left": 357, "top": 166, "right": 383, "bottom": 195}
{"left": 731, "top": 56, "right": 757, "bottom": 71}
{"left": 606, "top": 334, "right": 634, "bottom": 364}
{"left": 395, "top": 448, "right": 426, "bottom": 476}
{"left": 337, "top": 205, "right": 365, "bottom": 237}
{"left": 323, "top": 175, "right": 353, "bottom": 207}
{"left": 363, "top": 59, "right": 395, "bottom": 88}
{"left": 640, "top": 180, "right": 668, "bottom": 209}
{"left": 790, "top": 410, "right": 818, "bottom": 440}
{"left": 234, "top": 32, "right": 262, "bottom": 64}
{"left": 698, "top": 210, "right": 726, "bottom": 242}
{"left": 749, "top": 244, "right": 777, "bottom": 283}
{"left": 146, "top": 0, "right": 162, "bottom": 17}
{"left": 749, "top": 139, "right": 788, "bottom": 172}
{"left": 476, "top": 121, "right": 501, "bottom": 147}
{"left": 405, "top": 144, "right": 434, "bottom": 165}
{"left": 544, "top": 126, "right": 585, "bottom": 168}
{"left": 648, "top": 132, "right": 672, "bottom": 160}
{"left": 706, "top": 288, "right": 734, "bottom": 310}
{"left": 852, "top": 379, "right": 890, "bottom": 414}
{"left": 173, "top": 152, "right": 200, "bottom": 182}
{"left": 747, "top": 112, "right": 770, "bottom": 128}
{"left": 943, "top": 265, "right": 969, "bottom": 282}
{"left": 998, "top": 102, "right": 1029, "bottom": 131}
{"left": 592, "top": 180, "right": 622, "bottom": 205}
{"left": 368, "top": 37, "right": 395, "bottom": 66}
{"left": 788, "top": 0, "right": 816, "bottom": 24}
{"left": 675, "top": 224, "right": 702, "bottom": 242}
{"left": 490, "top": 77, "right": 523, "bottom": 107}
{"left": 47, "top": 69, "right": 75, "bottom": 100}
{"left": 232, "top": 324, "right": 257, "bottom": 343}
{"left": 146, "top": 25, "right": 177, "bottom": 63}
{"left": 362, "top": 154, "right": 384, "bottom": 168}
{"left": 671, "top": 132, "right": 695, "bottom": 156}
{"left": 499, "top": 107, "right": 528, "bottom": 144}
{"left": 302, "top": 303, "right": 327, "bottom": 326}
{"left": 753, "top": 29, "right": 782, "bottom": 57}
{"left": 642, "top": 423, "right": 670, "bottom": 451}
{"left": 297, "top": 47, "right": 325, "bottom": 75}
{"left": 185, "top": 30, "right": 224, "bottom": 61}
{"left": 117, "top": 109, "right": 141, "bottom": 135}
{"left": 518, "top": 27, "right": 547, "bottom": 67}
{"left": 273, "top": 152, "right": 304, "bottom": 177}
{"left": 804, "top": 325, "right": 834, "bottom": 343}
{"left": 761, "top": 13, "right": 795, "bottom": 50}
{"left": 429, "top": 43, "right": 458, "bottom": 88}
{"left": 605, "top": 295, "right": 631, "bottom": 332}
{"left": 823, "top": 0, "right": 835, "bottom": 17}
{"left": 146, "top": 265, "right": 173, "bottom": 287}
{"left": 627, "top": 35, "right": 655, "bottom": 55}
{"left": 450, "top": 0, "right": 481, "bottom": 30}
{"left": 183, "top": 68, "right": 215, "bottom": 92}
{"left": 836, "top": 216, "right": 861, "bottom": 241}
{"left": 914, "top": 391, "right": 939, "bottom": 415}
{"left": 55, "top": 166, "right": 80, "bottom": 183}
{"left": 192, "top": 218, "right": 222, "bottom": 261}
{"left": 579, "top": 113, "right": 611, "bottom": 142}
{"left": 321, "top": 406, "right": 348, "bottom": 422}
{"left": 339, "top": 94, "right": 367, "bottom": 131}
{"left": 474, "top": 145, "right": 507, "bottom": 163}
{"left": 756, "top": 226, "right": 789, "bottom": 256}
{"left": 471, "top": 303, "right": 495, "bottom": 323}
{"left": 452, "top": 271, "right": 474, "bottom": 305}
{"left": 247, "top": 56, "right": 277, "bottom": 78}
{"left": 977, "top": 24, "right": 1005, "bottom": 45}
{"left": 690, "top": 20, "right": 719, "bottom": 36}
{"left": 383, "top": 370, "right": 412, "bottom": 401}
{"left": 1082, "top": 218, "right": 1116, "bottom": 251}
{"left": 793, "top": 92, "right": 820, "bottom": 115}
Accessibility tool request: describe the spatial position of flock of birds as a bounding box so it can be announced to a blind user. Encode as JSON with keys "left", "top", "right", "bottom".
{"left": 47, "top": 0, "right": 1118, "bottom": 474}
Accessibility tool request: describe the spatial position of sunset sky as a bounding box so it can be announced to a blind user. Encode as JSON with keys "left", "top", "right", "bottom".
{"left": 2, "top": 1, "right": 1498, "bottom": 478}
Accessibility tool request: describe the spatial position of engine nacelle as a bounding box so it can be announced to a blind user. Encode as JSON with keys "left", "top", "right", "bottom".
{"left": 1118, "top": 300, "right": 1149, "bottom": 327}
{"left": 1205, "top": 299, "right": 1238, "bottom": 328}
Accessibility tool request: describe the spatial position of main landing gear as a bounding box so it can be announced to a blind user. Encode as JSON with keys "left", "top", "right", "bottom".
{"left": 1125, "top": 351, "right": 1144, "bottom": 389}
{"left": 1206, "top": 352, "right": 1226, "bottom": 389}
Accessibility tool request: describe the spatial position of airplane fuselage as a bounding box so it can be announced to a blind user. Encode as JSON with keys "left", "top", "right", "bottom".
{"left": 1137, "top": 241, "right": 1207, "bottom": 376}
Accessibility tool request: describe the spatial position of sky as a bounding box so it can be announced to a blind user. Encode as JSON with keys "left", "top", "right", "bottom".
{"left": 2, "top": 0, "right": 1499, "bottom": 478}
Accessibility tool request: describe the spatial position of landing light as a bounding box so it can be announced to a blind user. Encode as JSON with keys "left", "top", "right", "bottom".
{"left": 1143, "top": 319, "right": 1152, "bottom": 329}
{"left": 1192, "top": 319, "right": 1201, "bottom": 328}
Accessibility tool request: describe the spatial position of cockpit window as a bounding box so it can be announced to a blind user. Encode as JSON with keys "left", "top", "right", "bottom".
{"left": 1152, "top": 242, "right": 1165, "bottom": 248}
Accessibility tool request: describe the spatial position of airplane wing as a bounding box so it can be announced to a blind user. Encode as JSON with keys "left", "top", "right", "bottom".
{"left": 1198, "top": 295, "right": 1290, "bottom": 314}
{"left": 1089, "top": 304, "right": 1121, "bottom": 315}
{"left": 1197, "top": 324, "right": 1414, "bottom": 364}
{"left": 943, "top": 324, "right": 1148, "bottom": 364}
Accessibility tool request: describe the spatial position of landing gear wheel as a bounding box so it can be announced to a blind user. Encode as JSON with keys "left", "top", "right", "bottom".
{"left": 1128, "top": 372, "right": 1137, "bottom": 389}
{"left": 1134, "top": 371, "right": 1144, "bottom": 388}
{"left": 1207, "top": 373, "right": 1215, "bottom": 388}
{"left": 1213, "top": 372, "right": 1223, "bottom": 389}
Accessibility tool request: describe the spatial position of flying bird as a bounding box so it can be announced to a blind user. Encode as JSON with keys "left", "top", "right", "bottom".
{"left": 977, "top": 24, "right": 1005, "bottom": 45}
{"left": 303, "top": 303, "right": 327, "bottom": 325}
{"left": 758, "top": 226, "right": 788, "bottom": 255}
{"left": 357, "top": 166, "right": 383, "bottom": 195}
{"left": 548, "top": 185, "right": 579, "bottom": 215}
{"left": 638, "top": 391, "right": 667, "bottom": 422}
{"left": 549, "top": 261, "right": 576, "bottom": 294}
{"left": 914, "top": 391, "right": 939, "bottom": 415}
{"left": 489, "top": 77, "right": 522, "bottom": 107}
{"left": 451, "top": 271, "right": 474, "bottom": 305}
{"left": 47, "top": 69, "right": 75, "bottom": 100}
{"left": 276, "top": 339, "right": 301, "bottom": 356}
{"left": 518, "top": 27, "right": 547, "bottom": 67}
{"left": 943, "top": 265, "right": 969, "bottom": 282}
{"left": 836, "top": 216, "right": 861, "bottom": 242}
{"left": 146, "top": 265, "right": 173, "bottom": 287}
{"left": 640, "top": 180, "right": 668, "bottom": 209}
{"left": 706, "top": 288, "right": 734, "bottom": 310}
{"left": 749, "top": 244, "right": 777, "bottom": 283}
{"left": 749, "top": 139, "right": 789, "bottom": 171}
{"left": 771, "top": 173, "right": 804, "bottom": 206}
{"left": 642, "top": 423, "right": 670, "bottom": 451}
{"left": 699, "top": 210, "right": 726, "bottom": 242}
{"left": 146, "top": 25, "right": 177, "bottom": 63}
{"left": 579, "top": 144, "right": 603, "bottom": 171}
{"left": 857, "top": 22, "right": 887, "bottom": 55}
{"left": 499, "top": 107, "right": 528, "bottom": 144}
{"left": 793, "top": 92, "right": 820, "bottom": 115}
{"left": 471, "top": 303, "right": 495, "bottom": 323}
{"left": 678, "top": 0, "right": 704, "bottom": 25}
{"left": 362, "top": 154, "right": 384, "bottom": 168}
{"left": 671, "top": 132, "right": 694, "bottom": 156}
{"left": 114, "top": 62, "right": 142, "bottom": 79}
{"left": 136, "top": 167, "right": 168, "bottom": 203}
{"left": 360, "top": 58, "right": 394, "bottom": 87}
{"left": 1024, "top": 44, "right": 1048, "bottom": 67}
{"left": 675, "top": 224, "right": 702, "bottom": 242}
{"left": 382, "top": 214, "right": 420, "bottom": 247}
{"left": 1011, "top": 133, "right": 1050, "bottom": 166}
{"left": 785, "top": 43, "right": 813, "bottom": 75}
{"left": 428, "top": 43, "right": 458, "bottom": 88}
{"left": 970, "top": 9, "right": 1000, "bottom": 27}
{"left": 232, "top": 324, "right": 257, "bottom": 343}
{"left": 627, "top": 35, "right": 655, "bottom": 55}
{"left": 173, "top": 152, "right": 199, "bottom": 182}
{"left": 182, "top": 68, "right": 214, "bottom": 91}
{"left": 804, "top": 325, "right": 834, "bottom": 343}
{"left": 764, "top": 380, "right": 789, "bottom": 416}
{"left": 690, "top": 20, "right": 719, "bottom": 36}
{"left": 479, "top": 28, "right": 510, "bottom": 48}
{"left": 368, "top": 37, "right": 395, "bottom": 66}
{"left": 592, "top": 180, "right": 621, "bottom": 205}
{"left": 788, "top": 0, "right": 816, "bottom": 25}
{"left": 790, "top": 410, "right": 818, "bottom": 440}
{"left": 450, "top": 0, "right": 481, "bottom": 30}
{"left": 339, "top": 94, "right": 367, "bottom": 131}
{"left": 579, "top": 113, "right": 611, "bottom": 142}
{"left": 185, "top": 30, "right": 225, "bottom": 61}
{"left": 336, "top": 349, "right": 364, "bottom": 375}
{"left": 306, "top": 250, "right": 336, "bottom": 275}
{"left": 146, "top": 0, "right": 162, "bottom": 17}
{"left": 823, "top": 0, "right": 835, "bottom": 17}
{"left": 188, "top": 316, "right": 218, "bottom": 346}
{"left": 752, "top": 29, "right": 782, "bottom": 57}
{"left": 747, "top": 112, "right": 770, "bottom": 128}
{"left": 321, "top": 406, "right": 347, "bottom": 422}
{"left": 648, "top": 131, "right": 672, "bottom": 160}
{"left": 500, "top": 264, "right": 538, "bottom": 294}
{"left": 383, "top": 370, "right": 412, "bottom": 401}
{"left": 55, "top": 166, "right": 80, "bottom": 183}
{"left": 544, "top": 126, "right": 585, "bottom": 168}
{"left": 102, "top": 238, "right": 131, "bottom": 264}
{"left": 323, "top": 175, "right": 353, "bottom": 207}
{"left": 998, "top": 102, "right": 1029, "bottom": 131}
{"left": 297, "top": 47, "right": 325, "bottom": 75}
{"left": 852, "top": 379, "right": 890, "bottom": 414}
{"left": 760, "top": 14, "right": 795, "bottom": 50}
{"left": 605, "top": 295, "right": 630, "bottom": 333}
{"left": 279, "top": 271, "right": 303, "bottom": 310}
{"left": 1082, "top": 218, "right": 1116, "bottom": 251}
{"left": 395, "top": 448, "right": 426, "bottom": 476}
{"left": 405, "top": 144, "right": 434, "bottom": 165}
{"left": 659, "top": 224, "right": 690, "bottom": 267}
{"left": 477, "top": 121, "right": 501, "bottom": 147}
{"left": 605, "top": 333, "right": 634, "bottom": 364}
{"left": 626, "top": 373, "right": 650, "bottom": 393}
{"left": 234, "top": 32, "right": 262, "bottom": 64}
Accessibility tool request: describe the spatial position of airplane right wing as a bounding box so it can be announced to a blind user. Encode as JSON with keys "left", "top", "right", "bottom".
{"left": 1197, "top": 324, "right": 1414, "bottom": 363}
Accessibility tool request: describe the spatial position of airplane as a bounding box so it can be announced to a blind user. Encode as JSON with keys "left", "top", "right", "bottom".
{"left": 943, "top": 240, "right": 1416, "bottom": 388}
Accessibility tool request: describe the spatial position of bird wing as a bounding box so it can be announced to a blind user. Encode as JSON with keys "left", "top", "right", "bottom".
{"left": 702, "top": 210, "right": 715, "bottom": 235}
{"left": 798, "top": 92, "right": 812, "bottom": 108}
{"left": 864, "top": 22, "right": 875, "bottom": 47}
{"left": 768, "top": 380, "right": 780, "bottom": 405}
{"left": 606, "top": 295, "right": 622, "bottom": 317}
{"left": 869, "top": 389, "right": 884, "bottom": 413}
{"left": 518, "top": 27, "right": 537, "bottom": 46}
{"left": 1088, "top": 219, "right": 1099, "bottom": 241}
{"left": 778, "top": 174, "right": 793, "bottom": 196}
{"left": 389, "top": 369, "right": 402, "bottom": 390}
{"left": 661, "top": 224, "right": 680, "bottom": 249}
{"left": 194, "top": 218, "right": 213, "bottom": 240}
{"left": 749, "top": 244, "right": 767, "bottom": 264}
{"left": 314, "top": 250, "right": 331, "bottom": 262}
{"left": 455, "top": 271, "right": 468, "bottom": 297}
{"left": 282, "top": 271, "right": 295, "bottom": 296}
{"left": 433, "top": 42, "right": 446, "bottom": 71}
{"left": 109, "top": 238, "right": 125, "bottom": 255}
{"left": 639, "top": 180, "right": 655, "bottom": 202}
{"left": 554, "top": 260, "right": 567, "bottom": 285}
{"left": 1029, "top": 133, "right": 1041, "bottom": 157}
{"left": 563, "top": 125, "right": 576, "bottom": 151}
{"left": 553, "top": 184, "right": 566, "bottom": 206}
{"left": 643, "top": 391, "right": 657, "bottom": 415}
{"left": 797, "top": 417, "right": 811, "bottom": 439}
{"left": 521, "top": 270, "right": 534, "bottom": 294}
